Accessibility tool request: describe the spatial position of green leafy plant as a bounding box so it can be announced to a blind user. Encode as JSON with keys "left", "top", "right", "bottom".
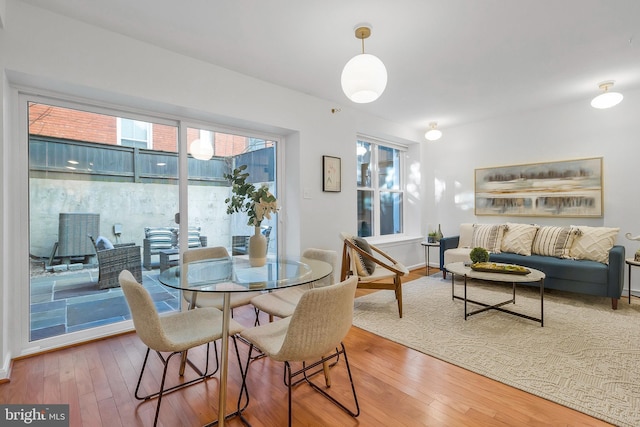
{"left": 469, "top": 247, "right": 489, "bottom": 263}
{"left": 224, "top": 164, "right": 278, "bottom": 227}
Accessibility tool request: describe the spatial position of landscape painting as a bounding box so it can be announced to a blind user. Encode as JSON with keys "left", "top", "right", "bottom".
{"left": 475, "top": 157, "right": 603, "bottom": 217}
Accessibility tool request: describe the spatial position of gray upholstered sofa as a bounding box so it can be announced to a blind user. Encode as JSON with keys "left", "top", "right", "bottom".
{"left": 439, "top": 223, "right": 625, "bottom": 309}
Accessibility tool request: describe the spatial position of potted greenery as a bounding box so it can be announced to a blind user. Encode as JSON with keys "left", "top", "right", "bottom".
{"left": 224, "top": 165, "right": 278, "bottom": 266}
{"left": 469, "top": 247, "right": 489, "bottom": 264}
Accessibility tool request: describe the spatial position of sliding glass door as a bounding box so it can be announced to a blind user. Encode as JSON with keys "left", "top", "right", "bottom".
{"left": 23, "top": 94, "right": 280, "bottom": 348}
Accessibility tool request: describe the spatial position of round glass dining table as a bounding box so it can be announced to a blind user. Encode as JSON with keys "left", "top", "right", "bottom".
{"left": 158, "top": 256, "right": 333, "bottom": 427}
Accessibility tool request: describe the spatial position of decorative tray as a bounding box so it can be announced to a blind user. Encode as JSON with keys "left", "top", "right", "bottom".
{"left": 470, "top": 262, "right": 530, "bottom": 275}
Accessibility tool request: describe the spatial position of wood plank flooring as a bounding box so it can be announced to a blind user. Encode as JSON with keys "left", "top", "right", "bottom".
{"left": 0, "top": 269, "right": 614, "bottom": 426}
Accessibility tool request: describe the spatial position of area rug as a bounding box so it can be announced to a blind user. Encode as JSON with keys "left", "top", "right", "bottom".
{"left": 352, "top": 276, "right": 640, "bottom": 427}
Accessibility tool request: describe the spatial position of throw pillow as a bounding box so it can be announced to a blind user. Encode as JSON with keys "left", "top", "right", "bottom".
{"left": 145, "top": 227, "right": 175, "bottom": 250}
{"left": 531, "top": 226, "right": 575, "bottom": 258}
{"left": 352, "top": 236, "right": 376, "bottom": 276}
{"left": 95, "top": 235, "right": 114, "bottom": 250}
{"left": 471, "top": 224, "right": 505, "bottom": 253}
{"left": 458, "top": 223, "right": 475, "bottom": 248}
{"left": 501, "top": 223, "right": 539, "bottom": 256}
{"left": 569, "top": 226, "right": 619, "bottom": 264}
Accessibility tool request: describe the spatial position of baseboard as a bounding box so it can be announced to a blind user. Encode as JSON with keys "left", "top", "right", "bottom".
{"left": 0, "top": 350, "right": 13, "bottom": 381}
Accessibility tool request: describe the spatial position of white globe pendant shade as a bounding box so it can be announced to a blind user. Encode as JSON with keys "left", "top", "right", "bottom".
{"left": 425, "top": 128, "right": 442, "bottom": 141}
{"left": 341, "top": 53, "right": 388, "bottom": 103}
{"left": 190, "top": 138, "right": 213, "bottom": 160}
{"left": 590, "top": 81, "right": 623, "bottom": 109}
{"left": 591, "top": 91, "right": 623, "bottom": 109}
{"left": 424, "top": 122, "right": 442, "bottom": 141}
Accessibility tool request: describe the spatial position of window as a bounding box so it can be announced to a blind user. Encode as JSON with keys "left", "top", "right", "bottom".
{"left": 118, "top": 118, "right": 152, "bottom": 148}
{"left": 357, "top": 137, "right": 405, "bottom": 237}
{"left": 24, "top": 95, "right": 280, "bottom": 348}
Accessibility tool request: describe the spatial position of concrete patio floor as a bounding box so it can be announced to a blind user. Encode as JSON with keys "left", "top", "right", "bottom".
{"left": 29, "top": 266, "right": 180, "bottom": 341}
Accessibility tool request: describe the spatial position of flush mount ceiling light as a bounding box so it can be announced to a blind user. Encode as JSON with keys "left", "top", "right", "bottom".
{"left": 591, "top": 81, "right": 624, "bottom": 109}
{"left": 424, "top": 122, "right": 442, "bottom": 141}
{"left": 190, "top": 138, "right": 213, "bottom": 160}
{"left": 341, "top": 25, "right": 388, "bottom": 104}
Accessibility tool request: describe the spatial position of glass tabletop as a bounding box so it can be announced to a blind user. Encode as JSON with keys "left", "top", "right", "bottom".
{"left": 158, "top": 256, "right": 333, "bottom": 292}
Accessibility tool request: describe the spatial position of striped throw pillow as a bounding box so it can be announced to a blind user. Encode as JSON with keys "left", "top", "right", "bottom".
{"left": 471, "top": 224, "right": 506, "bottom": 253}
{"left": 531, "top": 226, "right": 575, "bottom": 258}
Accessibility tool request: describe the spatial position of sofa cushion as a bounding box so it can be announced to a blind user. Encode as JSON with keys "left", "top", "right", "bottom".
{"left": 490, "top": 252, "right": 608, "bottom": 284}
{"left": 531, "top": 226, "right": 575, "bottom": 258}
{"left": 95, "top": 235, "right": 115, "bottom": 250}
{"left": 471, "top": 224, "right": 505, "bottom": 253}
{"left": 569, "top": 226, "right": 619, "bottom": 264}
{"left": 444, "top": 247, "right": 472, "bottom": 267}
{"left": 175, "top": 226, "right": 203, "bottom": 248}
{"left": 458, "top": 223, "right": 475, "bottom": 248}
{"left": 144, "top": 227, "right": 174, "bottom": 251}
{"left": 501, "top": 223, "right": 539, "bottom": 256}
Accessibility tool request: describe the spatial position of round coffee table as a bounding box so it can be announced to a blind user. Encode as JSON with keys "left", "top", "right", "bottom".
{"left": 446, "top": 261, "right": 546, "bottom": 326}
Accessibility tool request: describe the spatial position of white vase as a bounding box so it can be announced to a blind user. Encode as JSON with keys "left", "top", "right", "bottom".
{"left": 249, "top": 226, "right": 267, "bottom": 267}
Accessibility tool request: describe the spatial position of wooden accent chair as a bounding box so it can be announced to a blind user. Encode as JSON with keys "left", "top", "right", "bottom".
{"left": 339, "top": 232, "right": 408, "bottom": 318}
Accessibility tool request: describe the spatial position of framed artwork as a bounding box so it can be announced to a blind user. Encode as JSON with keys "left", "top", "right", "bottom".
{"left": 475, "top": 157, "right": 603, "bottom": 217}
{"left": 323, "top": 155, "right": 341, "bottom": 192}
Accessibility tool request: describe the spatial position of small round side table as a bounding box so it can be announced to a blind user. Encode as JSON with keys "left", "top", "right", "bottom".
{"left": 421, "top": 241, "right": 440, "bottom": 276}
{"left": 625, "top": 258, "right": 640, "bottom": 304}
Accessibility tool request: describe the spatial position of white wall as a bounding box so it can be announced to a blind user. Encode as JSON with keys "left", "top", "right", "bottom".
{"left": 423, "top": 89, "right": 640, "bottom": 294}
{"left": 0, "top": 0, "right": 424, "bottom": 361}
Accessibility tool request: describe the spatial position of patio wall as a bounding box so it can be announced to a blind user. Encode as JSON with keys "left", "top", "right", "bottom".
{"left": 29, "top": 178, "right": 232, "bottom": 259}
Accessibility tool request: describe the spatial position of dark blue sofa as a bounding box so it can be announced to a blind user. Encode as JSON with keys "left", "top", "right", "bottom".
{"left": 439, "top": 235, "right": 625, "bottom": 309}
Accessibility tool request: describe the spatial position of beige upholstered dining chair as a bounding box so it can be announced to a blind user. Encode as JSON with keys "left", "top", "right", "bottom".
{"left": 182, "top": 246, "right": 261, "bottom": 313}
{"left": 238, "top": 276, "right": 360, "bottom": 426}
{"left": 251, "top": 248, "right": 337, "bottom": 321}
{"left": 119, "top": 270, "right": 244, "bottom": 427}
{"left": 339, "top": 232, "right": 408, "bottom": 318}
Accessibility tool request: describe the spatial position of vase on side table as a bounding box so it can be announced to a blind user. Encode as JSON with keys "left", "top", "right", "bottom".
{"left": 249, "top": 226, "right": 267, "bottom": 267}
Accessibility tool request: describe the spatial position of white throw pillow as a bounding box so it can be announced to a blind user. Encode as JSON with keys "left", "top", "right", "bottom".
{"left": 458, "top": 223, "right": 475, "bottom": 248}
{"left": 471, "top": 224, "right": 505, "bottom": 253}
{"left": 569, "top": 226, "right": 619, "bottom": 264}
{"left": 531, "top": 226, "right": 575, "bottom": 258}
{"left": 501, "top": 223, "right": 539, "bottom": 256}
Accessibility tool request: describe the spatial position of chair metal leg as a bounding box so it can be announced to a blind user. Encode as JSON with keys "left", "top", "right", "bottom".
{"left": 242, "top": 343, "right": 359, "bottom": 427}
{"left": 134, "top": 342, "right": 220, "bottom": 426}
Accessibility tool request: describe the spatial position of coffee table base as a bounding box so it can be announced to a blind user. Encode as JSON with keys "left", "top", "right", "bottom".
{"left": 451, "top": 273, "right": 544, "bottom": 327}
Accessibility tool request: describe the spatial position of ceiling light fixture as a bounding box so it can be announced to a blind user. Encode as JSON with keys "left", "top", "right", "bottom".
{"left": 591, "top": 81, "right": 623, "bottom": 109}
{"left": 190, "top": 138, "right": 213, "bottom": 160}
{"left": 341, "top": 25, "right": 387, "bottom": 104}
{"left": 424, "top": 122, "right": 442, "bottom": 141}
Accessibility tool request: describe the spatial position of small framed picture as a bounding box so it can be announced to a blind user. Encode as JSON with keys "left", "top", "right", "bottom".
{"left": 323, "top": 155, "right": 341, "bottom": 192}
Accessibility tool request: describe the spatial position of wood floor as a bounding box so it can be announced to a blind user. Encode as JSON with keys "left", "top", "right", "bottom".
{"left": 0, "top": 269, "right": 613, "bottom": 426}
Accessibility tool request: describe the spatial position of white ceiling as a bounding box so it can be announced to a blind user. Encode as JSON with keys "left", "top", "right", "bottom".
{"left": 19, "top": 0, "right": 640, "bottom": 134}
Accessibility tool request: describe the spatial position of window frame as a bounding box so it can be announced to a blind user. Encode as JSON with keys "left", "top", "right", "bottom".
{"left": 356, "top": 135, "right": 407, "bottom": 238}
{"left": 117, "top": 117, "right": 153, "bottom": 148}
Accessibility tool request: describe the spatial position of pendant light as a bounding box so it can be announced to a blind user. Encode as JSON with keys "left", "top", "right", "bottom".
{"left": 190, "top": 138, "right": 213, "bottom": 160}
{"left": 591, "top": 81, "right": 623, "bottom": 109}
{"left": 341, "top": 25, "right": 388, "bottom": 103}
{"left": 424, "top": 122, "right": 442, "bottom": 141}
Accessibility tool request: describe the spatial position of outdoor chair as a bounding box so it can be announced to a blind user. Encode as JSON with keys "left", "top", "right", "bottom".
{"left": 143, "top": 226, "right": 208, "bottom": 270}
{"left": 339, "top": 232, "right": 408, "bottom": 318}
{"left": 89, "top": 235, "right": 142, "bottom": 289}
{"left": 238, "top": 276, "right": 360, "bottom": 426}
